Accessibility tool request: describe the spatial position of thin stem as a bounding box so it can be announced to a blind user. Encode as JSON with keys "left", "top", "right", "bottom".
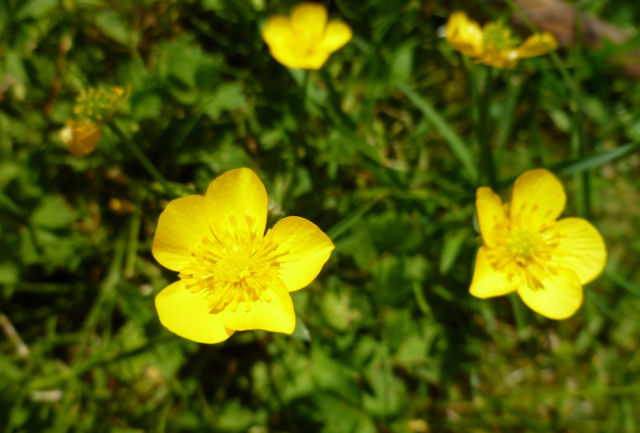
{"left": 320, "top": 68, "right": 354, "bottom": 128}
{"left": 108, "top": 122, "right": 179, "bottom": 197}
{"left": 301, "top": 69, "right": 309, "bottom": 111}
{"left": 478, "top": 67, "right": 497, "bottom": 189}
{"left": 509, "top": 292, "right": 527, "bottom": 332}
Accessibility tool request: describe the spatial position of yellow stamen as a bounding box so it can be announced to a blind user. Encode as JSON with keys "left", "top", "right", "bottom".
{"left": 178, "top": 216, "right": 288, "bottom": 314}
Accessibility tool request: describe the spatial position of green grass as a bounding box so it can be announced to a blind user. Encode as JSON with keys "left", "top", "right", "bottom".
{"left": 2, "top": 0, "right": 640, "bottom": 432}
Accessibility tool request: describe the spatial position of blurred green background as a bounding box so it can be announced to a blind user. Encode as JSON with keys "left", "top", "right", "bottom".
{"left": 2, "top": 0, "right": 640, "bottom": 431}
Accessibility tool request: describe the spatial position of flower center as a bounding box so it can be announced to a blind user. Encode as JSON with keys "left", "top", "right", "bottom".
{"left": 178, "top": 216, "right": 287, "bottom": 314}
{"left": 487, "top": 221, "right": 559, "bottom": 290}
{"left": 482, "top": 22, "right": 519, "bottom": 51}
{"left": 507, "top": 227, "right": 540, "bottom": 261}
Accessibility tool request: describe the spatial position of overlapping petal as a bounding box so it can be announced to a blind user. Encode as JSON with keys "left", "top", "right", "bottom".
{"left": 517, "top": 33, "right": 558, "bottom": 58}
{"left": 553, "top": 217, "right": 607, "bottom": 284}
{"left": 270, "top": 216, "right": 335, "bottom": 292}
{"left": 221, "top": 279, "right": 296, "bottom": 334}
{"left": 60, "top": 120, "right": 101, "bottom": 157}
{"left": 290, "top": 2, "right": 327, "bottom": 42}
{"left": 476, "top": 187, "right": 508, "bottom": 248}
{"left": 469, "top": 247, "right": 518, "bottom": 298}
{"left": 205, "top": 168, "right": 268, "bottom": 239}
{"left": 517, "top": 267, "right": 583, "bottom": 319}
{"left": 262, "top": 16, "right": 294, "bottom": 49}
{"left": 318, "top": 21, "right": 353, "bottom": 53}
{"left": 155, "top": 281, "right": 235, "bottom": 344}
{"left": 152, "top": 195, "right": 209, "bottom": 271}
{"left": 510, "top": 168, "right": 566, "bottom": 225}
{"left": 445, "top": 11, "right": 484, "bottom": 57}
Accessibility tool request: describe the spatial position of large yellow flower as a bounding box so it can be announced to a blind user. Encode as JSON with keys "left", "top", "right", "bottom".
{"left": 446, "top": 11, "right": 558, "bottom": 69}
{"left": 152, "top": 168, "right": 335, "bottom": 343}
{"left": 470, "top": 169, "right": 606, "bottom": 319}
{"left": 262, "top": 2, "right": 352, "bottom": 70}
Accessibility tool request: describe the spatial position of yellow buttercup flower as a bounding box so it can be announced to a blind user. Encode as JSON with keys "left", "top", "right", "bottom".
{"left": 262, "top": 2, "right": 352, "bottom": 70}
{"left": 59, "top": 119, "right": 102, "bottom": 157}
{"left": 446, "top": 11, "right": 557, "bottom": 69}
{"left": 152, "top": 168, "right": 335, "bottom": 343}
{"left": 470, "top": 169, "right": 606, "bottom": 319}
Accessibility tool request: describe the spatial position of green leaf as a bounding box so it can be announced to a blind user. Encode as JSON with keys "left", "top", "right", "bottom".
{"left": 95, "top": 10, "right": 131, "bottom": 47}
{"left": 291, "top": 315, "right": 311, "bottom": 341}
{"left": 30, "top": 196, "right": 76, "bottom": 230}
{"left": 131, "top": 91, "right": 163, "bottom": 120}
{"left": 203, "top": 82, "right": 247, "bottom": 120}
{"left": 439, "top": 229, "right": 469, "bottom": 275}
{"left": 15, "top": 0, "right": 57, "bottom": 20}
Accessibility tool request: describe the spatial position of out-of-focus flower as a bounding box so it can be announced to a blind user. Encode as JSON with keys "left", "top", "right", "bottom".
{"left": 108, "top": 198, "right": 136, "bottom": 215}
{"left": 446, "top": 11, "right": 557, "bottom": 69}
{"left": 152, "top": 168, "right": 335, "bottom": 343}
{"left": 262, "top": 2, "right": 352, "bottom": 69}
{"left": 73, "top": 85, "right": 129, "bottom": 123}
{"left": 470, "top": 169, "right": 606, "bottom": 319}
{"left": 59, "top": 119, "right": 101, "bottom": 157}
{"left": 60, "top": 85, "right": 129, "bottom": 157}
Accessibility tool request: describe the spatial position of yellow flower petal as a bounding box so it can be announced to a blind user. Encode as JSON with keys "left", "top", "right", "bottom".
{"left": 60, "top": 120, "right": 101, "bottom": 157}
{"left": 204, "top": 168, "right": 268, "bottom": 239}
{"left": 155, "top": 280, "right": 235, "bottom": 344}
{"left": 318, "top": 20, "right": 352, "bottom": 53}
{"left": 445, "top": 11, "right": 484, "bottom": 58}
{"left": 152, "top": 195, "right": 209, "bottom": 271}
{"left": 517, "top": 267, "right": 582, "bottom": 319}
{"left": 517, "top": 33, "right": 558, "bottom": 58}
{"left": 510, "top": 168, "right": 566, "bottom": 225}
{"left": 553, "top": 217, "right": 606, "bottom": 284}
{"left": 221, "top": 279, "right": 296, "bottom": 334}
{"left": 270, "top": 216, "right": 335, "bottom": 292}
{"left": 290, "top": 2, "right": 327, "bottom": 42}
{"left": 476, "top": 187, "right": 508, "bottom": 248}
{"left": 262, "top": 15, "right": 293, "bottom": 48}
{"left": 469, "top": 247, "right": 518, "bottom": 298}
{"left": 478, "top": 50, "right": 518, "bottom": 69}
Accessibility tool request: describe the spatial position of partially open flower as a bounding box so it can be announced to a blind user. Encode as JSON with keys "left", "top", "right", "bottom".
{"left": 262, "top": 2, "right": 352, "bottom": 70}
{"left": 446, "top": 11, "right": 557, "bottom": 69}
{"left": 59, "top": 119, "right": 101, "bottom": 157}
{"left": 470, "top": 169, "right": 606, "bottom": 319}
{"left": 152, "top": 168, "right": 335, "bottom": 343}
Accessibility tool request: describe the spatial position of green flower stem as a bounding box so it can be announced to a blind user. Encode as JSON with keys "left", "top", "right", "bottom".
{"left": 301, "top": 69, "right": 309, "bottom": 110}
{"left": 108, "top": 122, "right": 179, "bottom": 197}
{"left": 478, "top": 67, "right": 497, "bottom": 189}
{"left": 509, "top": 292, "right": 528, "bottom": 332}
{"left": 320, "top": 68, "right": 354, "bottom": 129}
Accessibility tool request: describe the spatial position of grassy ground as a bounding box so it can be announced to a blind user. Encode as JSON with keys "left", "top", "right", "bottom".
{"left": 2, "top": 0, "right": 640, "bottom": 432}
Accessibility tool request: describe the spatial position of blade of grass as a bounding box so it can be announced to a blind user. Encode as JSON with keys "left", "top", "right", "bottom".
{"left": 327, "top": 195, "right": 383, "bottom": 240}
{"left": 604, "top": 268, "right": 640, "bottom": 299}
{"left": 396, "top": 82, "right": 478, "bottom": 183}
{"left": 555, "top": 141, "right": 640, "bottom": 175}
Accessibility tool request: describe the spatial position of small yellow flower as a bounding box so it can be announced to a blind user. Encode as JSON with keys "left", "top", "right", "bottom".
{"left": 152, "top": 168, "right": 335, "bottom": 343}
{"left": 470, "top": 169, "right": 606, "bottom": 319}
{"left": 59, "top": 119, "right": 101, "bottom": 157}
{"left": 262, "top": 2, "right": 352, "bottom": 70}
{"left": 446, "top": 11, "right": 557, "bottom": 69}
